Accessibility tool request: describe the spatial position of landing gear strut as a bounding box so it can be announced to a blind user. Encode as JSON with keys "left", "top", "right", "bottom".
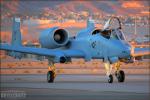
{"left": 47, "top": 62, "right": 56, "bottom": 83}
{"left": 114, "top": 62, "right": 125, "bottom": 82}
{"left": 104, "top": 62, "right": 113, "bottom": 83}
{"left": 104, "top": 61, "right": 125, "bottom": 83}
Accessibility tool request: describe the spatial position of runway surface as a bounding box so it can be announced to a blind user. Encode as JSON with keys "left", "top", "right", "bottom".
{"left": 1, "top": 74, "right": 150, "bottom": 100}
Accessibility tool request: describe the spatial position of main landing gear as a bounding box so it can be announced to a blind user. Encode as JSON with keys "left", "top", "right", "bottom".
{"left": 46, "top": 61, "right": 125, "bottom": 83}
{"left": 104, "top": 62, "right": 125, "bottom": 83}
{"left": 115, "top": 70, "right": 125, "bottom": 82}
{"left": 47, "top": 62, "right": 56, "bottom": 83}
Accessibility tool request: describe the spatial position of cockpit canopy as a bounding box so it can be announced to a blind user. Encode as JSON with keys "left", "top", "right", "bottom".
{"left": 92, "top": 28, "right": 126, "bottom": 41}
{"left": 92, "top": 17, "right": 126, "bottom": 41}
{"left": 110, "top": 29, "right": 126, "bottom": 40}
{"left": 101, "top": 29, "right": 126, "bottom": 40}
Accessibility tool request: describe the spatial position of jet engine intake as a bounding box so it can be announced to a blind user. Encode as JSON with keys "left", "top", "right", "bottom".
{"left": 39, "top": 27, "right": 69, "bottom": 49}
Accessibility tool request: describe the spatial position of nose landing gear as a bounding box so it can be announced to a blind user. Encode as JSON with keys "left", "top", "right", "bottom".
{"left": 104, "top": 62, "right": 114, "bottom": 83}
{"left": 108, "top": 74, "right": 113, "bottom": 83}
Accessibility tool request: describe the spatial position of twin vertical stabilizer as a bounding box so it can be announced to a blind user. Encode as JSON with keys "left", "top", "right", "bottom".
{"left": 11, "top": 17, "right": 22, "bottom": 46}
{"left": 6, "top": 17, "right": 23, "bottom": 59}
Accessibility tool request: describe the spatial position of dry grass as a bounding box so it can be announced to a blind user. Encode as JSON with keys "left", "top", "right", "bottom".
{"left": 24, "top": 70, "right": 30, "bottom": 74}
{"left": 57, "top": 69, "right": 64, "bottom": 74}
{"left": 37, "top": 70, "right": 42, "bottom": 73}
{"left": 0, "top": 59, "right": 149, "bottom": 74}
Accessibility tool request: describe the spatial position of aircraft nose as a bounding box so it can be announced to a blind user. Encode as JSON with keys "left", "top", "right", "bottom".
{"left": 122, "top": 46, "right": 131, "bottom": 57}
{"left": 126, "top": 47, "right": 131, "bottom": 55}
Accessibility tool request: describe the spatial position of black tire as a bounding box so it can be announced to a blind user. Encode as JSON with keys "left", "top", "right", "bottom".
{"left": 108, "top": 74, "right": 113, "bottom": 83}
{"left": 47, "top": 71, "right": 55, "bottom": 83}
{"left": 115, "top": 70, "right": 125, "bottom": 82}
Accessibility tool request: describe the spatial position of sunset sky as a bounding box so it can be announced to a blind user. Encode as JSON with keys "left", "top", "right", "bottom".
{"left": 0, "top": 0, "right": 149, "bottom": 43}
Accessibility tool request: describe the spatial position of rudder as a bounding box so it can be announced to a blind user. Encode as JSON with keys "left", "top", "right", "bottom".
{"left": 11, "top": 17, "right": 22, "bottom": 46}
{"left": 7, "top": 17, "right": 23, "bottom": 59}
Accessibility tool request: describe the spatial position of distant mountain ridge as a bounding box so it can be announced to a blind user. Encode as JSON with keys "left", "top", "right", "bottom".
{"left": 1, "top": 0, "right": 149, "bottom": 18}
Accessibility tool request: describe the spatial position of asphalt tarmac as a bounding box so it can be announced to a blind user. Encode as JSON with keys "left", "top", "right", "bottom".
{"left": 0, "top": 74, "right": 150, "bottom": 100}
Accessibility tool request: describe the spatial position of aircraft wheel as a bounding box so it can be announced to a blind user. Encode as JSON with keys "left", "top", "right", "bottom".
{"left": 47, "top": 71, "right": 55, "bottom": 83}
{"left": 108, "top": 74, "right": 113, "bottom": 83}
{"left": 115, "top": 70, "right": 125, "bottom": 82}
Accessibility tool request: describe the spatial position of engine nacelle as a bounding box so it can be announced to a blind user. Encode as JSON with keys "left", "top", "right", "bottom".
{"left": 39, "top": 27, "right": 69, "bottom": 49}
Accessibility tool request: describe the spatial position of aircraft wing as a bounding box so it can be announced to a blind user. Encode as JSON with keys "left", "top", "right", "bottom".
{"left": 132, "top": 47, "right": 150, "bottom": 57}
{"left": 0, "top": 44, "right": 85, "bottom": 58}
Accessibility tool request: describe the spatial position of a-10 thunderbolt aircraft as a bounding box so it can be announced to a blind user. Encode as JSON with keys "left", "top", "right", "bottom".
{"left": 0, "top": 17, "right": 149, "bottom": 83}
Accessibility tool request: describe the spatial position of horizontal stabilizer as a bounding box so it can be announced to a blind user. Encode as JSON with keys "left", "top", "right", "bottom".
{"left": 132, "top": 47, "right": 150, "bottom": 57}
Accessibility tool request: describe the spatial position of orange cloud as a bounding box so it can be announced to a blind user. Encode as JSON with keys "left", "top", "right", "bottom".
{"left": 140, "top": 11, "right": 150, "bottom": 15}
{"left": 36, "top": 21, "right": 102, "bottom": 29}
{"left": 0, "top": 31, "right": 11, "bottom": 43}
{"left": 1, "top": 0, "right": 19, "bottom": 14}
{"left": 122, "top": 1, "right": 144, "bottom": 8}
{"left": 37, "top": 21, "right": 86, "bottom": 29}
